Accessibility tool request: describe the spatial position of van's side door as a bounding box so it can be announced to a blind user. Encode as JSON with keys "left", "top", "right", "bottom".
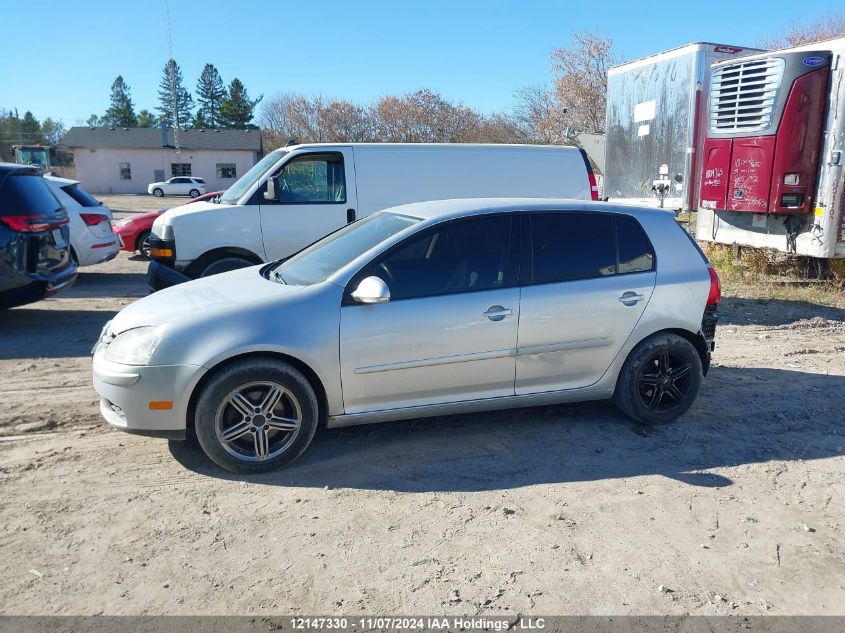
{"left": 259, "top": 149, "right": 357, "bottom": 261}
{"left": 339, "top": 214, "right": 519, "bottom": 414}
{"left": 516, "top": 212, "right": 656, "bottom": 394}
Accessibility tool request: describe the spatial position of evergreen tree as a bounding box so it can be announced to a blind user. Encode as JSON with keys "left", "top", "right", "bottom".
{"left": 21, "top": 111, "right": 44, "bottom": 143}
{"left": 219, "top": 78, "right": 262, "bottom": 128}
{"left": 136, "top": 110, "right": 157, "bottom": 128}
{"left": 41, "top": 118, "right": 65, "bottom": 146}
{"left": 192, "top": 110, "right": 210, "bottom": 128}
{"left": 157, "top": 59, "right": 194, "bottom": 129}
{"left": 103, "top": 76, "right": 137, "bottom": 127}
{"left": 195, "top": 63, "right": 225, "bottom": 128}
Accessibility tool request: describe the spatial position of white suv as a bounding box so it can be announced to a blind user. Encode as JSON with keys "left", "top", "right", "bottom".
{"left": 147, "top": 177, "right": 206, "bottom": 198}
{"left": 44, "top": 176, "right": 119, "bottom": 266}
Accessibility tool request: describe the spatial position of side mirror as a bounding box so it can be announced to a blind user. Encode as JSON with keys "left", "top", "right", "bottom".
{"left": 351, "top": 276, "right": 390, "bottom": 304}
{"left": 264, "top": 177, "right": 277, "bottom": 201}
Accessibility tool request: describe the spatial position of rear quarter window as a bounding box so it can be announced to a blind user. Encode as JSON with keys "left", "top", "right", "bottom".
{"left": 0, "top": 175, "right": 63, "bottom": 217}
{"left": 616, "top": 215, "right": 655, "bottom": 273}
{"left": 62, "top": 184, "right": 101, "bottom": 208}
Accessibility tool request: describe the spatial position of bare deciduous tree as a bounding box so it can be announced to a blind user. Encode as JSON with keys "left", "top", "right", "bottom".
{"left": 550, "top": 31, "right": 619, "bottom": 140}
{"left": 760, "top": 13, "right": 845, "bottom": 49}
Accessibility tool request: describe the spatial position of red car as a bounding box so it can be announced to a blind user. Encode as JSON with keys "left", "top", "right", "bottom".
{"left": 112, "top": 191, "right": 220, "bottom": 258}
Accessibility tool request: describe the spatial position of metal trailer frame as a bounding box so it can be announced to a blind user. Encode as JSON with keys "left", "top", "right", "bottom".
{"left": 605, "top": 42, "right": 762, "bottom": 212}
{"left": 695, "top": 37, "right": 845, "bottom": 259}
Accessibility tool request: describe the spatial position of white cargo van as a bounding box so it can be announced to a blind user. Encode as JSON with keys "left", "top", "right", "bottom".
{"left": 148, "top": 143, "right": 597, "bottom": 289}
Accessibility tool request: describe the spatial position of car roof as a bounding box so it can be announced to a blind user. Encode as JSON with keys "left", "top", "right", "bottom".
{"left": 0, "top": 162, "right": 42, "bottom": 188}
{"left": 44, "top": 175, "right": 80, "bottom": 186}
{"left": 383, "top": 198, "right": 676, "bottom": 222}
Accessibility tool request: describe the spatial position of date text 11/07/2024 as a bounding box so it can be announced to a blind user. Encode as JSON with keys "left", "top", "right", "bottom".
{"left": 290, "top": 617, "right": 547, "bottom": 631}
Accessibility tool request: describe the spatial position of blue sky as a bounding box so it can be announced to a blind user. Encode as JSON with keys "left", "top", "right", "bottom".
{"left": 2, "top": 0, "right": 840, "bottom": 125}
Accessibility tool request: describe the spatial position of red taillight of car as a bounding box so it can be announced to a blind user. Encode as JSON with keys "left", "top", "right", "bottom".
{"left": 707, "top": 267, "right": 721, "bottom": 305}
{"left": 80, "top": 213, "right": 110, "bottom": 226}
{"left": 0, "top": 214, "right": 68, "bottom": 233}
{"left": 587, "top": 170, "right": 599, "bottom": 201}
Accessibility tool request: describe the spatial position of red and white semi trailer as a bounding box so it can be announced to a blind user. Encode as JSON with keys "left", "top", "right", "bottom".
{"left": 696, "top": 38, "right": 845, "bottom": 258}
{"left": 605, "top": 38, "right": 845, "bottom": 259}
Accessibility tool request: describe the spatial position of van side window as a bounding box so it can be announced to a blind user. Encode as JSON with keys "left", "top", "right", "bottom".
{"left": 278, "top": 153, "right": 346, "bottom": 204}
{"left": 370, "top": 215, "right": 514, "bottom": 301}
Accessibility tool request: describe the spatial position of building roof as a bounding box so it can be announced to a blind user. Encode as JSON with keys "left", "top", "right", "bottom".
{"left": 59, "top": 127, "right": 261, "bottom": 152}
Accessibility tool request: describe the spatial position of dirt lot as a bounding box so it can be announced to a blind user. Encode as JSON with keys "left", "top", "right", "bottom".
{"left": 1, "top": 196, "right": 844, "bottom": 616}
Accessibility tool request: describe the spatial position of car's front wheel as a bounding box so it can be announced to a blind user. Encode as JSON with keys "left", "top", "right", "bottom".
{"left": 136, "top": 230, "right": 152, "bottom": 259}
{"left": 152, "top": 188, "right": 164, "bottom": 197}
{"left": 194, "top": 358, "right": 319, "bottom": 473}
{"left": 613, "top": 333, "right": 703, "bottom": 425}
{"left": 189, "top": 189, "right": 200, "bottom": 198}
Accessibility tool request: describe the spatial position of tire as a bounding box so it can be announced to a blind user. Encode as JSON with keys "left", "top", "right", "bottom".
{"left": 153, "top": 188, "right": 164, "bottom": 197}
{"left": 189, "top": 189, "right": 200, "bottom": 198}
{"left": 613, "top": 333, "right": 703, "bottom": 425}
{"left": 194, "top": 358, "right": 319, "bottom": 473}
{"left": 199, "top": 255, "right": 255, "bottom": 277}
{"left": 136, "top": 230, "right": 152, "bottom": 259}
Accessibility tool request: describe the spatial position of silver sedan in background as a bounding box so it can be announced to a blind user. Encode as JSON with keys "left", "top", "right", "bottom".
{"left": 93, "top": 198, "right": 721, "bottom": 473}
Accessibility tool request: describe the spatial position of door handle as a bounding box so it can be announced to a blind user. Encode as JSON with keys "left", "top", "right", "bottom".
{"left": 618, "top": 291, "right": 645, "bottom": 306}
{"left": 347, "top": 208, "right": 356, "bottom": 224}
{"left": 483, "top": 305, "right": 513, "bottom": 321}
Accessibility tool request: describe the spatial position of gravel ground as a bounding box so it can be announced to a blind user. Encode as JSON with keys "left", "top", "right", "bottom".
{"left": 0, "top": 198, "right": 843, "bottom": 615}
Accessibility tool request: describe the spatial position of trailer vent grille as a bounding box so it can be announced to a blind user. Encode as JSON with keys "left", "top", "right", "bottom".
{"left": 709, "top": 57, "right": 784, "bottom": 134}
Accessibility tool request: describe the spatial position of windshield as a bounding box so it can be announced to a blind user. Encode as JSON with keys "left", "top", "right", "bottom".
{"left": 220, "top": 150, "right": 286, "bottom": 204}
{"left": 272, "top": 212, "right": 421, "bottom": 286}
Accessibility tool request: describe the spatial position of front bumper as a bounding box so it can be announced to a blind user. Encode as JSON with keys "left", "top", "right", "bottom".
{"left": 147, "top": 259, "right": 191, "bottom": 292}
{"left": 93, "top": 352, "right": 203, "bottom": 439}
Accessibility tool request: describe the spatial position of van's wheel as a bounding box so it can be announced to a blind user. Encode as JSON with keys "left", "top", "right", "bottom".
{"left": 189, "top": 189, "right": 200, "bottom": 198}
{"left": 613, "top": 333, "right": 703, "bottom": 425}
{"left": 136, "top": 230, "right": 152, "bottom": 259}
{"left": 194, "top": 358, "right": 319, "bottom": 473}
{"left": 153, "top": 188, "right": 164, "bottom": 197}
{"left": 199, "top": 255, "right": 255, "bottom": 277}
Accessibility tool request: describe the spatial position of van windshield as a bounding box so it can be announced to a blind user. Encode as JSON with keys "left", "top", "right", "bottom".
{"left": 220, "top": 150, "right": 286, "bottom": 205}
{"left": 270, "top": 212, "right": 421, "bottom": 286}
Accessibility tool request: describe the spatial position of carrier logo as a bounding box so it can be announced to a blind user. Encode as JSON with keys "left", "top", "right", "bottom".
{"left": 803, "top": 56, "right": 826, "bottom": 66}
{"left": 714, "top": 46, "right": 743, "bottom": 54}
{"left": 733, "top": 189, "right": 744, "bottom": 200}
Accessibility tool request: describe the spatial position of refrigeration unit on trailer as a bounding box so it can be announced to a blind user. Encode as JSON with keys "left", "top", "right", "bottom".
{"left": 696, "top": 38, "right": 845, "bottom": 259}
{"left": 605, "top": 43, "right": 761, "bottom": 211}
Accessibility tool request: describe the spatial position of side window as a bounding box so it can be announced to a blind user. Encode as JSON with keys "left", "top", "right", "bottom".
{"left": 278, "top": 153, "right": 345, "bottom": 204}
{"left": 529, "top": 213, "right": 616, "bottom": 284}
{"left": 616, "top": 215, "right": 655, "bottom": 273}
{"left": 368, "top": 215, "right": 513, "bottom": 301}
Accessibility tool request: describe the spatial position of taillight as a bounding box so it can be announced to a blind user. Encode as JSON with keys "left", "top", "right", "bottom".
{"left": 0, "top": 214, "right": 68, "bottom": 233}
{"left": 587, "top": 171, "right": 599, "bottom": 201}
{"left": 707, "top": 267, "right": 721, "bottom": 305}
{"left": 80, "top": 213, "right": 109, "bottom": 226}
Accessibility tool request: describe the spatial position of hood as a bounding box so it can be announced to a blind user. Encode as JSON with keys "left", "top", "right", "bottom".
{"left": 110, "top": 266, "right": 303, "bottom": 334}
{"left": 118, "top": 210, "right": 163, "bottom": 225}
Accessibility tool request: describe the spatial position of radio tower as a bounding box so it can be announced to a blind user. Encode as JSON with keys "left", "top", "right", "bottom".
{"left": 164, "top": 0, "right": 180, "bottom": 158}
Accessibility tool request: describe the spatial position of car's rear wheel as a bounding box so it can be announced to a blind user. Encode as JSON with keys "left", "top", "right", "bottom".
{"left": 194, "top": 358, "right": 319, "bottom": 473}
{"left": 153, "top": 188, "right": 164, "bottom": 197}
{"left": 136, "top": 230, "right": 152, "bottom": 259}
{"left": 199, "top": 255, "right": 255, "bottom": 277}
{"left": 613, "top": 333, "right": 703, "bottom": 425}
{"left": 189, "top": 189, "right": 200, "bottom": 198}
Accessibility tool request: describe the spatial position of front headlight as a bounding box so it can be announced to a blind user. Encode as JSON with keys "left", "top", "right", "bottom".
{"left": 152, "top": 222, "right": 174, "bottom": 240}
{"left": 104, "top": 327, "right": 159, "bottom": 365}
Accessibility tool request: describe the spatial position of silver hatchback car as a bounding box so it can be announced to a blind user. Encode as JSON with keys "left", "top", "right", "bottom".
{"left": 93, "top": 199, "right": 720, "bottom": 473}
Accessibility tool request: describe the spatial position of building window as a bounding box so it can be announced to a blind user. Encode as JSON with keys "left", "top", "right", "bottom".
{"left": 119, "top": 162, "right": 131, "bottom": 180}
{"left": 171, "top": 163, "right": 192, "bottom": 177}
{"left": 216, "top": 163, "right": 237, "bottom": 179}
